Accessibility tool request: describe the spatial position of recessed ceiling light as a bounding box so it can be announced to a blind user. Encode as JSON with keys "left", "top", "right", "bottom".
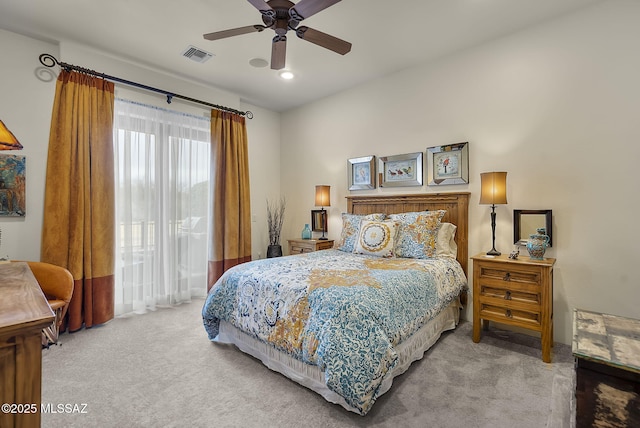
{"left": 279, "top": 70, "right": 294, "bottom": 80}
{"left": 249, "top": 58, "right": 269, "bottom": 68}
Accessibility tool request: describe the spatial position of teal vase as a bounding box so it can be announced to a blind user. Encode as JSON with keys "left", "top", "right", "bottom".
{"left": 526, "top": 228, "right": 550, "bottom": 260}
{"left": 301, "top": 224, "right": 312, "bottom": 239}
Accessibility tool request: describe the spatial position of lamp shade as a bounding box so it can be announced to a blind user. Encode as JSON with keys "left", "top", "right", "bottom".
{"left": 315, "top": 185, "right": 331, "bottom": 207}
{"left": 479, "top": 172, "right": 507, "bottom": 205}
{"left": 0, "top": 120, "right": 23, "bottom": 150}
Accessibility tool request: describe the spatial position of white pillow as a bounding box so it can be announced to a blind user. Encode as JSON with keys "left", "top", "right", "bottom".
{"left": 354, "top": 220, "right": 399, "bottom": 258}
{"left": 436, "top": 223, "right": 458, "bottom": 258}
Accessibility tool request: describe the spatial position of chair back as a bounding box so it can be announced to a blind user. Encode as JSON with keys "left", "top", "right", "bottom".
{"left": 22, "top": 261, "right": 74, "bottom": 304}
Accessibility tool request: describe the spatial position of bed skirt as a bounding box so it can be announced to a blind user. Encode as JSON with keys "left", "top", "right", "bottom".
{"left": 215, "top": 298, "right": 462, "bottom": 414}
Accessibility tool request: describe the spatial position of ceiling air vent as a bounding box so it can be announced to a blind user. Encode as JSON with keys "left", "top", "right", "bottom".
{"left": 181, "top": 46, "right": 214, "bottom": 63}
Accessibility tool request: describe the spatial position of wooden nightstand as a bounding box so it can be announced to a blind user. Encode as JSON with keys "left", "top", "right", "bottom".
{"left": 471, "top": 253, "right": 556, "bottom": 363}
{"left": 287, "top": 239, "right": 334, "bottom": 255}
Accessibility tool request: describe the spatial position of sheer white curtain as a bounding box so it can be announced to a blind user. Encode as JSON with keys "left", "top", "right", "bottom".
{"left": 113, "top": 99, "right": 210, "bottom": 315}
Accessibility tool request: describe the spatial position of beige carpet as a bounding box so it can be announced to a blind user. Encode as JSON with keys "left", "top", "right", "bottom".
{"left": 41, "top": 299, "right": 576, "bottom": 427}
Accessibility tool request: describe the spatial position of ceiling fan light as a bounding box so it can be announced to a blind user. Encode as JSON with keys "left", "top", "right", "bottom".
{"left": 279, "top": 70, "right": 294, "bottom": 80}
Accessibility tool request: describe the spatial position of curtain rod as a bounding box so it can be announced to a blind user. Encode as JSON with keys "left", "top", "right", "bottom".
{"left": 39, "top": 53, "right": 253, "bottom": 119}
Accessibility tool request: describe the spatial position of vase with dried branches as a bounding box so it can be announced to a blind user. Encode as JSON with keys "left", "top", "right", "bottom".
{"left": 266, "top": 196, "right": 286, "bottom": 258}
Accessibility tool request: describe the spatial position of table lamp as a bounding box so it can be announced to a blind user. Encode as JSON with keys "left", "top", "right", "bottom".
{"left": 480, "top": 172, "right": 507, "bottom": 256}
{"left": 314, "top": 185, "right": 330, "bottom": 240}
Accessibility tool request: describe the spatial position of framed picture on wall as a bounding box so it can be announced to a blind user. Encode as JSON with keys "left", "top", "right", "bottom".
{"left": 378, "top": 152, "right": 423, "bottom": 187}
{"left": 348, "top": 155, "right": 376, "bottom": 190}
{"left": 426, "top": 142, "right": 469, "bottom": 186}
{"left": 0, "top": 154, "right": 26, "bottom": 216}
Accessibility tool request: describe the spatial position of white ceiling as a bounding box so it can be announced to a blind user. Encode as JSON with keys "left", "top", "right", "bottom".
{"left": 0, "top": 0, "right": 601, "bottom": 112}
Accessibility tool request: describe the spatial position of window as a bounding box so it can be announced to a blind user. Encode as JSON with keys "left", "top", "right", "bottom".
{"left": 113, "top": 99, "right": 210, "bottom": 315}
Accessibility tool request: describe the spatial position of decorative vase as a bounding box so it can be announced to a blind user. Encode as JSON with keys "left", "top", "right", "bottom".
{"left": 267, "top": 244, "right": 282, "bottom": 258}
{"left": 301, "top": 224, "right": 312, "bottom": 240}
{"left": 526, "top": 227, "right": 550, "bottom": 260}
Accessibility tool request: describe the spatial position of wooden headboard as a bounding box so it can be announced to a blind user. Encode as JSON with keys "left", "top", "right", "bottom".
{"left": 346, "top": 192, "right": 470, "bottom": 275}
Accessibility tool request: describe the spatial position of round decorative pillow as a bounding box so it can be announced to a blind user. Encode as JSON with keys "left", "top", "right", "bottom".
{"left": 354, "top": 220, "right": 398, "bottom": 258}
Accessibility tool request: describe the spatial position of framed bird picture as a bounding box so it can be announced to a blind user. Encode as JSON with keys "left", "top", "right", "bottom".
{"left": 426, "top": 142, "right": 469, "bottom": 186}
{"left": 348, "top": 155, "right": 376, "bottom": 190}
{"left": 378, "top": 152, "right": 423, "bottom": 187}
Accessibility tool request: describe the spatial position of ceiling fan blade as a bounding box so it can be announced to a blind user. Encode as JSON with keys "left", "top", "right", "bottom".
{"left": 271, "top": 36, "right": 287, "bottom": 70}
{"left": 247, "top": 0, "right": 273, "bottom": 12}
{"left": 296, "top": 26, "right": 351, "bottom": 55}
{"left": 290, "top": 0, "right": 341, "bottom": 20}
{"left": 203, "top": 25, "right": 265, "bottom": 41}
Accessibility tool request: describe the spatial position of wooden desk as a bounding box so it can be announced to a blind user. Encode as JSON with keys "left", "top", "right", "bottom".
{"left": 0, "top": 262, "right": 55, "bottom": 428}
{"left": 572, "top": 309, "right": 640, "bottom": 427}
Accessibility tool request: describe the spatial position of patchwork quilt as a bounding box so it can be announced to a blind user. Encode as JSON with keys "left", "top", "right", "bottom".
{"left": 202, "top": 249, "right": 467, "bottom": 414}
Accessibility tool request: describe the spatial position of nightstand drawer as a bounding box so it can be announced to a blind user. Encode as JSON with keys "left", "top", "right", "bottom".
{"left": 290, "top": 244, "right": 313, "bottom": 254}
{"left": 315, "top": 241, "right": 335, "bottom": 251}
{"left": 477, "top": 265, "right": 541, "bottom": 285}
{"left": 479, "top": 285, "right": 541, "bottom": 306}
{"left": 479, "top": 303, "right": 541, "bottom": 327}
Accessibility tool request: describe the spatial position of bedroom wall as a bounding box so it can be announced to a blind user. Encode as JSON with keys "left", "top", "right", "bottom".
{"left": 0, "top": 29, "right": 281, "bottom": 263}
{"left": 0, "top": 29, "right": 57, "bottom": 261}
{"left": 280, "top": 0, "right": 640, "bottom": 346}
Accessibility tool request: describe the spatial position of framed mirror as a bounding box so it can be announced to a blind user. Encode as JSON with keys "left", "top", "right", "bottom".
{"left": 514, "top": 209, "right": 552, "bottom": 247}
{"left": 311, "top": 209, "right": 327, "bottom": 233}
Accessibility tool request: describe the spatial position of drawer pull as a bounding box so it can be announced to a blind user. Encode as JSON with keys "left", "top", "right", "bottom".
{"left": 504, "top": 290, "right": 512, "bottom": 300}
{"left": 505, "top": 309, "right": 513, "bottom": 318}
{"left": 503, "top": 272, "right": 511, "bottom": 281}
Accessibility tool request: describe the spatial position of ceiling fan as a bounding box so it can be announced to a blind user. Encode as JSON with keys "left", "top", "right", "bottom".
{"left": 203, "top": 0, "right": 352, "bottom": 70}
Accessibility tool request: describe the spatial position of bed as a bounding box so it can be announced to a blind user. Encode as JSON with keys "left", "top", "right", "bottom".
{"left": 202, "top": 192, "right": 470, "bottom": 415}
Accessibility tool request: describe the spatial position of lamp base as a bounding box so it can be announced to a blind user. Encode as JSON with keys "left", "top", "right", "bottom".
{"left": 486, "top": 205, "right": 501, "bottom": 256}
{"left": 318, "top": 237, "right": 328, "bottom": 240}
